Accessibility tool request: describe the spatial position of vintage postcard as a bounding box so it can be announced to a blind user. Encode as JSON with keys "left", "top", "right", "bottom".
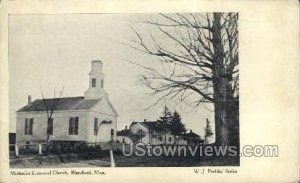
{"left": 0, "top": 0, "right": 299, "bottom": 183}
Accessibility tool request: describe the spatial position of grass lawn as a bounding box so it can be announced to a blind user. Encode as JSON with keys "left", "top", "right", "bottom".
{"left": 10, "top": 153, "right": 239, "bottom": 168}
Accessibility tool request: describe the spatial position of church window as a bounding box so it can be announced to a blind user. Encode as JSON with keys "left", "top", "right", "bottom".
{"left": 69, "top": 117, "right": 79, "bottom": 135}
{"left": 94, "top": 118, "right": 98, "bottom": 135}
{"left": 92, "top": 78, "right": 96, "bottom": 87}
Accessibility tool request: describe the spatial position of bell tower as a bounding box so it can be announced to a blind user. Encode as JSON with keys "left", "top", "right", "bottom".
{"left": 84, "top": 60, "right": 106, "bottom": 100}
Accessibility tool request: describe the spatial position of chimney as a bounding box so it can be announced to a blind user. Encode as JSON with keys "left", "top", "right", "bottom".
{"left": 144, "top": 119, "right": 147, "bottom": 122}
{"left": 190, "top": 130, "right": 193, "bottom": 133}
{"left": 125, "top": 125, "right": 128, "bottom": 130}
{"left": 28, "top": 95, "right": 32, "bottom": 105}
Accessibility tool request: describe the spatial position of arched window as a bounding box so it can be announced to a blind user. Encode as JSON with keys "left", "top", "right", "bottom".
{"left": 101, "top": 79, "right": 104, "bottom": 88}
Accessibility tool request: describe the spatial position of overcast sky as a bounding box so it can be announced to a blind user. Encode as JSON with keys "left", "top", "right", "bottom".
{"left": 9, "top": 14, "right": 214, "bottom": 138}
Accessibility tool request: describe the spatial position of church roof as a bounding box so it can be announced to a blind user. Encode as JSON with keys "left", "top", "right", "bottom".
{"left": 17, "top": 96, "right": 101, "bottom": 112}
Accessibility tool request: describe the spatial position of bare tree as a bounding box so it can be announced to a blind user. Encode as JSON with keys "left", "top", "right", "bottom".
{"left": 127, "top": 13, "right": 239, "bottom": 146}
{"left": 40, "top": 87, "right": 64, "bottom": 152}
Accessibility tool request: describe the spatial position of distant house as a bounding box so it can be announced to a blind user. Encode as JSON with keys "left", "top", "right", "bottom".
{"left": 15, "top": 61, "right": 118, "bottom": 147}
{"left": 182, "top": 130, "right": 202, "bottom": 145}
{"left": 118, "top": 120, "right": 189, "bottom": 145}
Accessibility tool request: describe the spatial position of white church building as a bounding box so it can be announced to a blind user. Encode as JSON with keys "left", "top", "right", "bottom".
{"left": 15, "top": 60, "right": 118, "bottom": 146}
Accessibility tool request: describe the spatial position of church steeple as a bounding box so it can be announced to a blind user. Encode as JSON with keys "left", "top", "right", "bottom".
{"left": 84, "top": 60, "right": 106, "bottom": 100}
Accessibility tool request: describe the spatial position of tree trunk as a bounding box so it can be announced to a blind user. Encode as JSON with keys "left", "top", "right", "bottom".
{"left": 227, "top": 94, "right": 239, "bottom": 146}
{"left": 46, "top": 134, "right": 50, "bottom": 153}
{"left": 212, "top": 13, "right": 230, "bottom": 146}
{"left": 214, "top": 89, "right": 230, "bottom": 146}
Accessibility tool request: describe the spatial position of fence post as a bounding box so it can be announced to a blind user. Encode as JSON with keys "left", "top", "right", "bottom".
{"left": 15, "top": 144, "right": 19, "bottom": 157}
{"left": 110, "top": 149, "right": 115, "bottom": 167}
{"left": 38, "top": 144, "right": 42, "bottom": 155}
